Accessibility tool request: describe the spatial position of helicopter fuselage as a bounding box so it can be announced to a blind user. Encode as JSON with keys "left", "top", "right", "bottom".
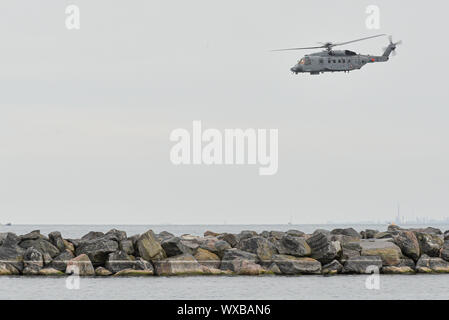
{"left": 290, "top": 49, "right": 389, "bottom": 75}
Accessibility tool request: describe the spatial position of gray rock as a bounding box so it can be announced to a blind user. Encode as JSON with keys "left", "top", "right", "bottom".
{"left": 135, "top": 257, "right": 154, "bottom": 272}
{"left": 22, "top": 247, "right": 44, "bottom": 275}
{"left": 360, "top": 240, "right": 403, "bottom": 266}
{"left": 330, "top": 228, "right": 360, "bottom": 239}
{"left": 444, "top": 230, "right": 449, "bottom": 241}
{"left": 364, "top": 229, "right": 378, "bottom": 239}
{"left": 105, "top": 229, "right": 127, "bottom": 242}
{"left": 119, "top": 239, "right": 135, "bottom": 255}
{"left": 393, "top": 231, "right": 420, "bottom": 261}
{"left": 19, "top": 238, "right": 60, "bottom": 258}
{"left": 156, "top": 231, "right": 175, "bottom": 242}
{"left": 343, "top": 256, "right": 383, "bottom": 274}
{"left": 374, "top": 232, "right": 394, "bottom": 239}
{"left": 239, "top": 230, "right": 258, "bottom": 241}
{"left": 440, "top": 240, "right": 449, "bottom": 262}
{"left": 414, "top": 232, "right": 443, "bottom": 257}
{"left": 0, "top": 233, "right": 24, "bottom": 271}
{"left": 322, "top": 260, "right": 343, "bottom": 275}
{"left": 259, "top": 231, "right": 270, "bottom": 238}
{"left": 76, "top": 236, "right": 119, "bottom": 266}
{"left": 81, "top": 231, "right": 105, "bottom": 240}
{"left": 306, "top": 231, "right": 338, "bottom": 264}
{"left": 48, "top": 250, "right": 75, "bottom": 271}
{"left": 0, "top": 262, "right": 20, "bottom": 275}
{"left": 154, "top": 254, "right": 203, "bottom": 276}
{"left": 66, "top": 254, "right": 95, "bottom": 276}
{"left": 416, "top": 254, "right": 449, "bottom": 273}
{"left": 275, "top": 235, "right": 311, "bottom": 257}
{"left": 237, "top": 236, "right": 278, "bottom": 262}
{"left": 397, "top": 258, "right": 416, "bottom": 269}
{"left": 269, "top": 231, "right": 285, "bottom": 240}
{"left": 161, "top": 237, "right": 193, "bottom": 257}
{"left": 286, "top": 230, "right": 305, "bottom": 237}
{"left": 220, "top": 248, "right": 258, "bottom": 272}
{"left": 200, "top": 238, "right": 231, "bottom": 258}
{"left": 137, "top": 230, "right": 166, "bottom": 261}
{"left": 272, "top": 255, "right": 321, "bottom": 275}
{"left": 313, "top": 229, "right": 330, "bottom": 237}
{"left": 105, "top": 251, "right": 136, "bottom": 273}
{"left": 217, "top": 233, "right": 238, "bottom": 247}
{"left": 20, "top": 230, "right": 45, "bottom": 241}
{"left": 48, "top": 231, "right": 66, "bottom": 252}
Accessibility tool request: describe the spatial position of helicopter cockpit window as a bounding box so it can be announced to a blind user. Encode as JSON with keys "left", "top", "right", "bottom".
{"left": 298, "top": 58, "right": 305, "bottom": 65}
{"left": 304, "top": 57, "right": 311, "bottom": 65}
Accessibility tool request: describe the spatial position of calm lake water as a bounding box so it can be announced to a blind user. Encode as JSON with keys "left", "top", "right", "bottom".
{"left": 1, "top": 224, "right": 448, "bottom": 300}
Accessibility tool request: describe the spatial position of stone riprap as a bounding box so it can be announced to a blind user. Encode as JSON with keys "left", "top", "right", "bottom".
{"left": 1, "top": 225, "right": 449, "bottom": 276}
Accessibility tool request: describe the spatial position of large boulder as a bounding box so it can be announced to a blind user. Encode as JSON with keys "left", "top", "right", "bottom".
{"left": 0, "top": 262, "right": 20, "bottom": 275}
{"left": 272, "top": 255, "right": 321, "bottom": 275}
{"left": 274, "top": 235, "right": 310, "bottom": 258}
{"left": 194, "top": 248, "right": 220, "bottom": 269}
{"left": 0, "top": 233, "right": 25, "bottom": 271}
{"left": 22, "top": 247, "right": 44, "bottom": 275}
{"left": 217, "top": 233, "right": 238, "bottom": 247}
{"left": 220, "top": 248, "right": 260, "bottom": 274}
{"left": 81, "top": 231, "right": 105, "bottom": 241}
{"left": 137, "top": 230, "right": 166, "bottom": 261}
{"left": 382, "top": 266, "right": 415, "bottom": 274}
{"left": 330, "top": 228, "right": 360, "bottom": 239}
{"left": 19, "top": 238, "right": 60, "bottom": 258}
{"left": 322, "top": 260, "right": 343, "bottom": 275}
{"left": 162, "top": 237, "right": 196, "bottom": 257}
{"left": 306, "top": 232, "right": 338, "bottom": 264}
{"left": 105, "top": 229, "right": 127, "bottom": 242}
{"left": 105, "top": 251, "right": 136, "bottom": 273}
{"left": 237, "top": 236, "right": 278, "bottom": 262}
{"left": 238, "top": 230, "right": 258, "bottom": 242}
{"left": 119, "top": 239, "right": 135, "bottom": 255}
{"left": 135, "top": 257, "right": 154, "bottom": 272}
{"left": 286, "top": 230, "right": 305, "bottom": 237}
{"left": 66, "top": 254, "right": 95, "bottom": 276}
{"left": 416, "top": 254, "right": 449, "bottom": 273}
{"left": 48, "top": 231, "right": 66, "bottom": 252}
{"left": 441, "top": 240, "right": 449, "bottom": 262}
{"left": 343, "top": 256, "right": 383, "bottom": 274}
{"left": 75, "top": 236, "right": 119, "bottom": 266}
{"left": 340, "top": 242, "right": 362, "bottom": 263}
{"left": 20, "top": 230, "right": 45, "bottom": 241}
{"left": 95, "top": 267, "right": 113, "bottom": 276}
{"left": 154, "top": 254, "right": 203, "bottom": 276}
{"left": 393, "top": 231, "right": 420, "bottom": 261}
{"left": 360, "top": 240, "right": 402, "bottom": 266}
{"left": 414, "top": 232, "right": 443, "bottom": 257}
{"left": 155, "top": 231, "right": 175, "bottom": 242}
{"left": 38, "top": 268, "right": 64, "bottom": 276}
{"left": 48, "top": 250, "right": 75, "bottom": 271}
{"left": 363, "top": 229, "right": 379, "bottom": 239}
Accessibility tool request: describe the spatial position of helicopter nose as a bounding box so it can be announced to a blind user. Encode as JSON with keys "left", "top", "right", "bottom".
{"left": 290, "top": 65, "right": 302, "bottom": 73}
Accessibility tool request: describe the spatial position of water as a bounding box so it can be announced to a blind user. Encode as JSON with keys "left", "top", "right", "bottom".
{"left": 1, "top": 224, "right": 449, "bottom": 300}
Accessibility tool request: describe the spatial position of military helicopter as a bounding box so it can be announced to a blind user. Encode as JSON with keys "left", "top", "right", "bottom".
{"left": 274, "top": 34, "right": 402, "bottom": 75}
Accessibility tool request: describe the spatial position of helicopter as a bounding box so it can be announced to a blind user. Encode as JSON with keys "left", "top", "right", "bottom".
{"left": 273, "top": 34, "right": 402, "bottom": 75}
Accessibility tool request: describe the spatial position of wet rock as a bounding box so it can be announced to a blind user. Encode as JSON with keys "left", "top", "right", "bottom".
{"left": 119, "top": 239, "right": 134, "bottom": 255}
{"left": 48, "top": 231, "right": 66, "bottom": 252}
{"left": 105, "top": 251, "right": 136, "bottom": 273}
{"left": 416, "top": 254, "right": 449, "bottom": 273}
{"left": 306, "top": 232, "right": 338, "bottom": 264}
{"left": 95, "top": 267, "right": 112, "bottom": 276}
{"left": 343, "top": 256, "right": 383, "bottom": 274}
{"left": 66, "top": 254, "right": 95, "bottom": 276}
{"left": 360, "top": 240, "right": 402, "bottom": 266}
{"left": 272, "top": 255, "right": 321, "bottom": 275}
{"left": 38, "top": 268, "right": 64, "bottom": 276}
{"left": 194, "top": 248, "right": 220, "bottom": 269}
{"left": 137, "top": 230, "right": 166, "bottom": 261}
{"left": 382, "top": 266, "right": 415, "bottom": 274}
{"left": 49, "top": 250, "right": 75, "bottom": 271}
{"left": 217, "top": 233, "right": 238, "bottom": 247}
{"left": 393, "top": 231, "right": 420, "bottom": 261}
{"left": 237, "top": 236, "right": 278, "bottom": 262}
{"left": 322, "top": 260, "right": 343, "bottom": 275}
{"left": 0, "top": 233, "right": 25, "bottom": 271}
{"left": 114, "top": 269, "right": 154, "bottom": 276}
{"left": 275, "top": 235, "right": 311, "bottom": 257}
{"left": 19, "top": 238, "right": 60, "bottom": 258}
{"left": 22, "top": 247, "right": 44, "bottom": 275}
{"left": 414, "top": 232, "right": 443, "bottom": 257}
{"left": 76, "top": 236, "right": 119, "bottom": 266}
{"left": 154, "top": 253, "right": 203, "bottom": 276}
{"left": 330, "top": 228, "right": 360, "bottom": 239}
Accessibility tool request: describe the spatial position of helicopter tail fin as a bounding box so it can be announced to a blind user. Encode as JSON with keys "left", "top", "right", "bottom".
{"left": 382, "top": 36, "right": 402, "bottom": 58}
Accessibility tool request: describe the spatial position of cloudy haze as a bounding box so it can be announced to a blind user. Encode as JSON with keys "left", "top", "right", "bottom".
{"left": 1, "top": 1, "right": 448, "bottom": 224}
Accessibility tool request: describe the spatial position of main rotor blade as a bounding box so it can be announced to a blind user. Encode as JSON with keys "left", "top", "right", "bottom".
{"left": 271, "top": 45, "right": 325, "bottom": 52}
{"left": 331, "top": 34, "right": 386, "bottom": 47}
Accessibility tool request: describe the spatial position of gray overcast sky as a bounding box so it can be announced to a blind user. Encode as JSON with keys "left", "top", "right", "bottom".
{"left": 1, "top": 1, "right": 448, "bottom": 224}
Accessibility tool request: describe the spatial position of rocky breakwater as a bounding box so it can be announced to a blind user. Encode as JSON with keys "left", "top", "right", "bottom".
{"left": 1, "top": 225, "right": 449, "bottom": 276}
